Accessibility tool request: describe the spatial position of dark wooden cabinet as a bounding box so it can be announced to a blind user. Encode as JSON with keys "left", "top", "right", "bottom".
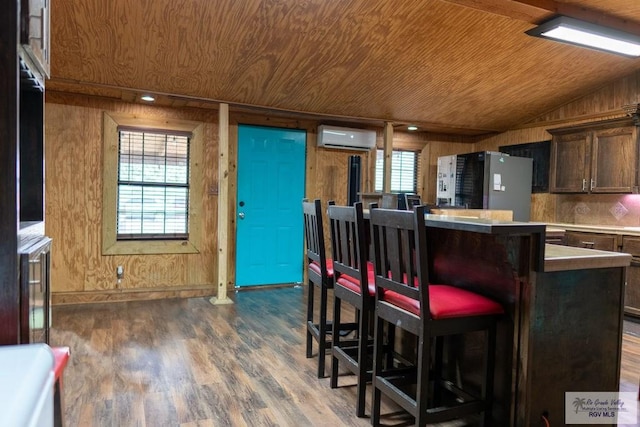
{"left": 549, "top": 118, "right": 639, "bottom": 193}
{"left": 565, "top": 231, "right": 618, "bottom": 251}
{"left": 0, "top": 0, "right": 22, "bottom": 346}
{"left": 1, "top": 0, "right": 49, "bottom": 345}
{"left": 549, "top": 131, "right": 590, "bottom": 192}
{"left": 499, "top": 140, "right": 550, "bottom": 193}
{"left": 622, "top": 236, "right": 640, "bottom": 317}
{"left": 564, "top": 231, "right": 640, "bottom": 317}
{"left": 591, "top": 125, "right": 638, "bottom": 192}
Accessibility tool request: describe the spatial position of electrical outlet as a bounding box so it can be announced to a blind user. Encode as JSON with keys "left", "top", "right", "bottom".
{"left": 116, "top": 265, "right": 124, "bottom": 279}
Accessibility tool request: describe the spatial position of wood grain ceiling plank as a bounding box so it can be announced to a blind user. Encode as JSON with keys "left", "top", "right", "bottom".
{"left": 50, "top": 0, "right": 640, "bottom": 135}
{"left": 441, "top": 0, "right": 553, "bottom": 23}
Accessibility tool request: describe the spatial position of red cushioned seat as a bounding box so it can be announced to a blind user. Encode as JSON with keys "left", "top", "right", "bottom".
{"left": 51, "top": 346, "right": 70, "bottom": 380}
{"left": 383, "top": 284, "right": 504, "bottom": 319}
{"left": 336, "top": 262, "right": 376, "bottom": 296}
{"left": 50, "top": 346, "right": 70, "bottom": 427}
{"left": 309, "top": 259, "right": 334, "bottom": 277}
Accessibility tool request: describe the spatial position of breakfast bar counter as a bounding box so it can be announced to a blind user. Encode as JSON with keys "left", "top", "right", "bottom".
{"left": 416, "top": 215, "right": 630, "bottom": 426}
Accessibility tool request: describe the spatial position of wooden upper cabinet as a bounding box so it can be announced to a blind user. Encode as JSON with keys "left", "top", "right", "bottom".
{"left": 20, "top": 0, "right": 50, "bottom": 79}
{"left": 549, "top": 118, "right": 639, "bottom": 194}
{"left": 550, "top": 131, "right": 591, "bottom": 192}
{"left": 591, "top": 125, "right": 638, "bottom": 192}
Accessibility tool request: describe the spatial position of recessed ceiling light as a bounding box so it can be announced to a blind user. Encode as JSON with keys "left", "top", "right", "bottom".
{"left": 141, "top": 95, "right": 155, "bottom": 102}
{"left": 407, "top": 125, "right": 418, "bottom": 131}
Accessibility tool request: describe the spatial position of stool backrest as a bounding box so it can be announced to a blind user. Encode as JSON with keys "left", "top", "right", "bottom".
{"left": 403, "top": 194, "right": 422, "bottom": 210}
{"left": 328, "top": 202, "right": 369, "bottom": 294}
{"left": 369, "top": 205, "right": 430, "bottom": 321}
{"left": 381, "top": 193, "right": 398, "bottom": 209}
{"left": 302, "top": 199, "right": 330, "bottom": 279}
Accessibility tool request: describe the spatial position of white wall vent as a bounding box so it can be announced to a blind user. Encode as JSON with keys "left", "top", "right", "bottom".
{"left": 317, "top": 125, "right": 376, "bottom": 151}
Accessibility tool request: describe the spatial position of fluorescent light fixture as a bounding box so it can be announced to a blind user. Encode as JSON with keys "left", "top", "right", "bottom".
{"left": 526, "top": 16, "right": 640, "bottom": 57}
{"left": 140, "top": 95, "right": 155, "bottom": 102}
{"left": 407, "top": 125, "right": 418, "bottom": 131}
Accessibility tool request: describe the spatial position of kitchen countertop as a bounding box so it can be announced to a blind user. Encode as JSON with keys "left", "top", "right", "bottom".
{"left": 543, "top": 243, "right": 631, "bottom": 272}
{"left": 546, "top": 222, "right": 640, "bottom": 236}
{"left": 423, "top": 214, "right": 546, "bottom": 235}
{"left": 416, "top": 217, "right": 630, "bottom": 271}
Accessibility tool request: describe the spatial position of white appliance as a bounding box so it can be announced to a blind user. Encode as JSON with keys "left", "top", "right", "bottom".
{"left": 317, "top": 125, "right": 376, "bottom": 150}
{"left": 436, "top": 154, "right": 457, "bottom": 206}
{"left": 0, "top": 344, "right": 54, "bottom": 427}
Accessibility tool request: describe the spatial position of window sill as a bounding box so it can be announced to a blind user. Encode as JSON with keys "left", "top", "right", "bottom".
{"left": 102, "top": 239, "right": 200, "bottom": 255}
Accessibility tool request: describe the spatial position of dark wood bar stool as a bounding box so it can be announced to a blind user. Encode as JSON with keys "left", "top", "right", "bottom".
{"left": 302, "top": 199, "right": 356, "bottom": 378}
{"left": 303, "top": 199, "right": 335, "bottom": 378}
{"left": 327, "top": 201, "right": 375, "bottom": 417}
{"left": 369, "top": 206, "right": 504, "bottom": 426}
{"left": 401, "top": 194, "right": 422, "bottom": 210}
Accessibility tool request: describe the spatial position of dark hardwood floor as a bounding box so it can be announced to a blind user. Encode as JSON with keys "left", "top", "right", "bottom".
{"left": 50, "top": 286, "right": 640, "bottom": 426}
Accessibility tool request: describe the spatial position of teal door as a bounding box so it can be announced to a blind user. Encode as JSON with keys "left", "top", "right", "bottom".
{"left": 235, "top": 125, "right": 306, "bottom": 287}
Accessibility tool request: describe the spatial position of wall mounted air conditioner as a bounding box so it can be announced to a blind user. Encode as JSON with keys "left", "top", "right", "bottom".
{"left": 317, "top": 125, "right": 376, "bottom": 151}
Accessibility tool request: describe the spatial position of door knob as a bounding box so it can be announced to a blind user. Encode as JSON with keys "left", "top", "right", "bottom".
{"left": 238, "top": 212, "right": 245, "bottom": 219}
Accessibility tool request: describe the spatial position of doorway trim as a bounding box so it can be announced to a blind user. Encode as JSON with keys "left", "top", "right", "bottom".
{"left": 222, "top": 114, "right": 318, "bottom": 293}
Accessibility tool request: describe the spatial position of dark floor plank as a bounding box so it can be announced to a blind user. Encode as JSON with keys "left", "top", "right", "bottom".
{"left": 50, "top": 286, "right": 640, "bottom": 427}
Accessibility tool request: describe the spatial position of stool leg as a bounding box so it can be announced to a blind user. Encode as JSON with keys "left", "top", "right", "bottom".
{"left": 54, "top": 377, "right": 64, "bottom": 427}
{"left": 433, "top": 336, "right": 444, "bottom": 407}
{"left": 355, "top": 302, "right": 369, "bottom": 417}
{"left": 371, "top": 315, "right": 385, "bottom": 426}
{"left": 317, "top": 284, "right": 329, "bottom": 378}
{"left": 306, "top": 279, "right": 315, "bottom": 359}
{"left": 330, "top": 295, "right": 342, "bottom": 388}
{"left": 481, "top": 324, "right": 497, "bottom": 427}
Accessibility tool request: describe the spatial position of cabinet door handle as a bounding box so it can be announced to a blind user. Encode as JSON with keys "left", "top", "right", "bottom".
{"left": 590, "top": 179, "right": 595, "bottom": 191}
{"left": 582, "top": 179, "right": 587, "bottom": 191}
{"left": 581, "top": 241, "right": 595, "bottom": 248}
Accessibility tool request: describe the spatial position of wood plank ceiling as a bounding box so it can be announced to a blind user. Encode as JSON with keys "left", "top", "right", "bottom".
{"left": 49, "top": 0, "right": 640, "bottom": 136}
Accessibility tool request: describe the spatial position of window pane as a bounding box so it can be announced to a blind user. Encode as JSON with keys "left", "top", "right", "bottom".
{"left": 166, "top": 135, "right": 189, "bottom": 184}
{"left": 375, "top": 149, "right": 417, "bottom": 193}
{"left": 117, "top": 130, "right": 190, "bottom": 239}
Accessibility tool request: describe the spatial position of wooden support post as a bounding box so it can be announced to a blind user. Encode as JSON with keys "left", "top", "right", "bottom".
{"left": 382, "top": 122, "right": 393, "bottom": 193}
{"left": 210, "top": 103, "right": 233, "bottom": 305}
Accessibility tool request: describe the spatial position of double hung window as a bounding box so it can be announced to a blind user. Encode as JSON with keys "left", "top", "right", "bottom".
{"left": 102, "top": 112, "right": 203, "bottom": 255}
{"left": 374, "top": 150, "right": 418, "bottom": 193}
{"left": 117, "top": 129, "right": 190, "bottom": 240}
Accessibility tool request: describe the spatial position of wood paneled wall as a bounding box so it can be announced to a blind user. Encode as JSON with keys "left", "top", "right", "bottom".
{"left": 44, "top": 94, "right": 414, "bottom": 303}
{"left": 46, "top": 92, "right": 220, "bottom": 304}
{"left": 44, "top": 70, "right": 640, "bottom": 303}
{"left": 421, "top": 136, "right": 475, "bottom": 204}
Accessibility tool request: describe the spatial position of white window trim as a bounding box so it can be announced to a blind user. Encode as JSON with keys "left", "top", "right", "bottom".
{"left": 102, "top": 112, "right": 203, "bottom": 255}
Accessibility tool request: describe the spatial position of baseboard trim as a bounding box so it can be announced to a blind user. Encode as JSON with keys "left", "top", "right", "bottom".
{"left": 52, "top": 285, "right": 217, "bottom": 305}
